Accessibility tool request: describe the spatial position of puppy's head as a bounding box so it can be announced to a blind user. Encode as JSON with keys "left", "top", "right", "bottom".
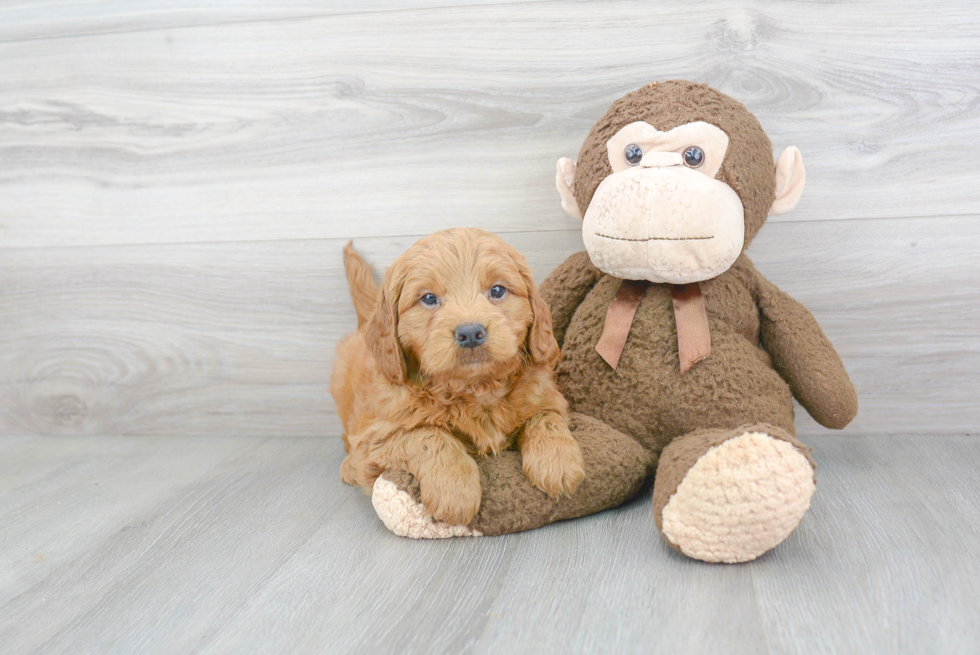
{"left": 364, "top": 228, "right": 560, "bottom": 384}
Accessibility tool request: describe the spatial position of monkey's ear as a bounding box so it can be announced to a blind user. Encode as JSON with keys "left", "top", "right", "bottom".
{"left": 556, "top": 158, "right": 583, "bottom": 220}
{"left": 770, "top": 146, "right": 806, "bottom": 215}
{"left": 364, "top": 278, "right": 408, "bottom": 384}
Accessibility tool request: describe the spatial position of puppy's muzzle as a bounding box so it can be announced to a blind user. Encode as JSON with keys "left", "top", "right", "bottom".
{"left": 454, "top": 323, "right": 487, "bottom": 349}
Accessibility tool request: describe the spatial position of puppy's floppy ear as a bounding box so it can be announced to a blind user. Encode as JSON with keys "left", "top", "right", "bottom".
{"left": 519, "top": 263, "right": 562, "bottom": 369}
{"left": 364, "top": 271, "right": 407, "bottom": 384}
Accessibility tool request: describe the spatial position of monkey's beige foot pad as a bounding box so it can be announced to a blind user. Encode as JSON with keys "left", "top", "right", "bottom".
{"left": 654, "top": 427, "right": 816, "bottom": 563}
{"left": 372, "top": 412, "right": 655, "bottom": 539}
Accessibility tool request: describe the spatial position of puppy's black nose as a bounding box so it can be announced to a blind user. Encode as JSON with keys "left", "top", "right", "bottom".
{"left": 454, "top": 323, "right": 487, "bottom": 348}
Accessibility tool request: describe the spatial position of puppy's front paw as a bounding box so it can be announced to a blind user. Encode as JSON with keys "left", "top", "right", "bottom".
{"left": 419, "top": 458, "right": 482, "bottom": 526}
{"left": 521, "top": 420, "right": 586, "bottom": 498}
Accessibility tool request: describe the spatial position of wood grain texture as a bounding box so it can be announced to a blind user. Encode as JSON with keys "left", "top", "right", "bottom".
{"left": 0, "top": 229, "right": 579, "bottom": 437}
{"left": 753, "top": 435, "right": 980, "bottom": 654}
{"left": 0, "top": 0, "right": 532, "bottom": 43}
{"left": 3, "top": 2, "right": 977, "bottom": 652}
{"left": 0, "top": 435, "right": 274, "bottom": 607}
{"left": 1, "top": 0, "right": 978, "bottom": 438}
{"left": 1, "top": 434, "right": 978, "bottom": 654}
{"left": 1, "top": 0, "right": 978, "bottom": 249}
{"left": 2, "top": 217, "right": 977, "bottom": 437}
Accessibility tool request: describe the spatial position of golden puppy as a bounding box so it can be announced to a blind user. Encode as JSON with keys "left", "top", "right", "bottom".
{"left": 330, "top": 228, "right": 585, "bottom": 525}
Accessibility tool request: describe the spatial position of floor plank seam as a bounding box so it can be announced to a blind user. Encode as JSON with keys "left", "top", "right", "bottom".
{"left": 4, "top": 212, "right": 976, "bottom": 254}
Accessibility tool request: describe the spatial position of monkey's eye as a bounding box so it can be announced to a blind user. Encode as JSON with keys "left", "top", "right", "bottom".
{"left": 624, "top": 144, "right": 644, "bottom": 166}
{"left": 420, "top": 293, "right": 439, "bottom": 307}
{"left": 489, "top": 285, "right": 507, "bottom": 299}
{"left": 683, "top": 146, "right": 704, "bottom": 168}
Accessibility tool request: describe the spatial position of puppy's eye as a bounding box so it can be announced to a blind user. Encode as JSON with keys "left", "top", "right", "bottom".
{"left": 624, "top": 144, "right": 643, "bottom": 166}
{"left": 489, "top": 285, "right": 507, "bottom": 299}
{"left": 420, "top": 293, "right": 439, "bottom": 307}
{"left": 683, "top": 146, "right": 704, "bottom": 168}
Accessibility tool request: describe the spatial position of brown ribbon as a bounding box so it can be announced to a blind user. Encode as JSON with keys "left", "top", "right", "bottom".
{"left": 595, "top": 280, "right": 712, "bottom": 374}
{"left": 670, "top": 283, "right": 712, "bottom": 374}
{"left": 595, "top": 280, "right": 649, "bottom": 369}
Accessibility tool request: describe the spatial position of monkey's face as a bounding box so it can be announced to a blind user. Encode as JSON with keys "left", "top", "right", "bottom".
{"left": 581, "top": 121, "right": 744, "bottom": 284}
{"left": 555, "top": 82, "right": 807, "bottom": 282}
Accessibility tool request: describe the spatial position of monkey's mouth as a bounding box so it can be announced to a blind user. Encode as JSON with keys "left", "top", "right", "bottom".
{"left": 595, "top": 233, "right": 714, "bottom": 242}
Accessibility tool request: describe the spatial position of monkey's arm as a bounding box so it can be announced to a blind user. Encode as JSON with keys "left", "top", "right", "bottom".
{"left": 751, "top": 264, "right": 858, "bottom": 429}
{"left": 538, "top": 251, "right": 604, "bottom": 348}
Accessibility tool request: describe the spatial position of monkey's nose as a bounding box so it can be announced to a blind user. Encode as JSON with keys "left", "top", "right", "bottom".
{"left": 454, "top": 323, "right": 487, "bottom": 348}
{"left": 639, "top": 151, "right": 683, "bottom": 168}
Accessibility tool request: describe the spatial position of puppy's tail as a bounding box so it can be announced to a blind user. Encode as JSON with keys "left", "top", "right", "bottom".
{"left": 343, "top": 241, "right": 379, "bottom": 328}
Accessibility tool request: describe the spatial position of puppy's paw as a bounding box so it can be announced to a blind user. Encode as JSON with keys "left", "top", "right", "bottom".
{"left": 373, "top": 475, "right": 482, "bottom": 539}
{"left": 419, "top": 458, "right": 482, "bottom": 526}
{"left": 521, "top": 421, "right": 586, "bottom": 498}
{"left": 340, "top": 455, "right": 357, "bottom": 487}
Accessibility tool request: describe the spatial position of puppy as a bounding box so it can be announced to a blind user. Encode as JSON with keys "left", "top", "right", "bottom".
{"left": 330, "top": 228, "right": 586, "bottom": 526}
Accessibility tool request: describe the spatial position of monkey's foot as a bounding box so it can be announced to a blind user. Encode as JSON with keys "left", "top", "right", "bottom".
{"left": 372, "top": 412, "right": 654, "bottom": 539}
{"left": 653, "top": 425, "right": 815, "bottom": 563}
{"left": 372, "top": 474, "right": 482, "bottom": 539}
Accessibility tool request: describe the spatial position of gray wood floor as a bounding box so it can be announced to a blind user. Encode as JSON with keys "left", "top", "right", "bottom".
{"left": 1, "top": 434, "right": 978, "bottom": 654}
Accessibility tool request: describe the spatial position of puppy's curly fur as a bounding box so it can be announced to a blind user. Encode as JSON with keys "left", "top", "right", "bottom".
{"left": 331, "top": 228, "right": 586, "bottom": 526}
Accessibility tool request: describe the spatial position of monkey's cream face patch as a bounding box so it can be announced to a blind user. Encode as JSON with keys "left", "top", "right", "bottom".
{"left": 583, "top": 121, "right": 744, "bottom": 284}
{"left": 583, "top": 169, "right": 744, "bottom": 284}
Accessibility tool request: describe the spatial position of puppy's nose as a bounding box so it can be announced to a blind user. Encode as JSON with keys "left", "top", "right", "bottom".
{"left": 454, "top": 323, "right": 487, "bottom": 348}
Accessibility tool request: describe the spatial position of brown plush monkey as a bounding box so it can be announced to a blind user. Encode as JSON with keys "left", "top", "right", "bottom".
{"left": 372, "top": 81, "right": 857, "bottom": 563}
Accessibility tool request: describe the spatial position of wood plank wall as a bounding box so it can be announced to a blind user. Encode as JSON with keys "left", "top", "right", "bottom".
{"left": 1, "top": 0, "right": 977, "bottom": 437}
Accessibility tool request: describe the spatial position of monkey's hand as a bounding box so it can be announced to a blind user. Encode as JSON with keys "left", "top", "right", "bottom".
{"left": 753, "top": 265, "right": 858, "bottom": 429}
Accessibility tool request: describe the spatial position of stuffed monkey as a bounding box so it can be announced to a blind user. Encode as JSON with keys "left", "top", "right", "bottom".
{"left": 372, "top": 81, "right": 857, "bottom": 563}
